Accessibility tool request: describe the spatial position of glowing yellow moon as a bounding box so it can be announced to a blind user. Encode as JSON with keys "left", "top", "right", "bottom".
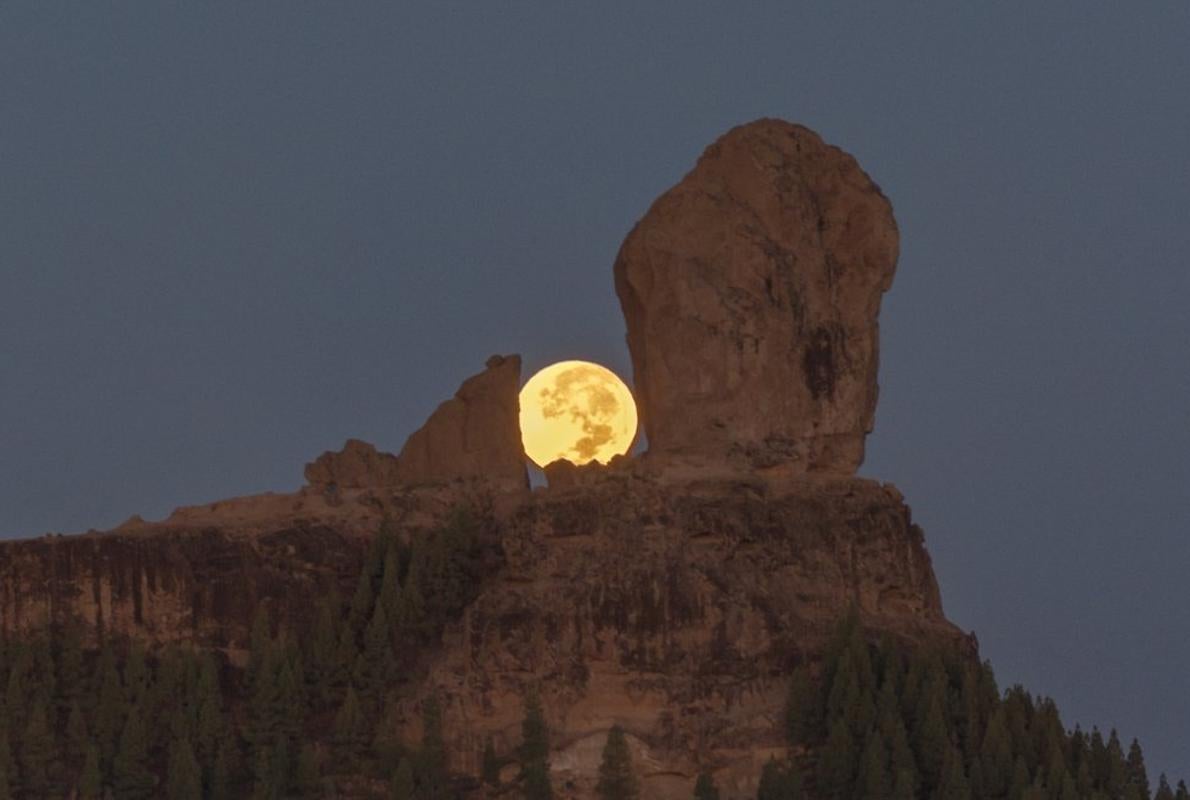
{"left": 518, "top": 360, "right": 638, "bottom": 468}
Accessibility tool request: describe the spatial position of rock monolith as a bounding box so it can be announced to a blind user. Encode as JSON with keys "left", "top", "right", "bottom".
{"left": 614, "top": 118, "right": 899, "bottom": 474}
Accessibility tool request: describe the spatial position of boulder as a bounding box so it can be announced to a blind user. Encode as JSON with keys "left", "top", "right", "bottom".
{"left": 614, "top": 118, "right": 899, "bottom": 474}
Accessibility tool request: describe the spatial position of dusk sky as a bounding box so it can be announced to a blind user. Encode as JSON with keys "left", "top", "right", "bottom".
{"left": 3, "top": 3, "right": 1188, "bottom": 781}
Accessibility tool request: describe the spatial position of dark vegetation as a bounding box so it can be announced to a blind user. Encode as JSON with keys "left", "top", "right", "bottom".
{"left": 0, "top": 511, "right": 488, "bottom": 799}
{"left": 758, "top": 611, "right": 1188, "bottom": 800}
{"left": 0, "top": 513, "right": 1183, "bottom": 799}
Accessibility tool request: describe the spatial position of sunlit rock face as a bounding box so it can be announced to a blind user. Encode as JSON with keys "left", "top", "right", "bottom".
{"left": 614, "top": 118, "right": 899, "bottom": 475}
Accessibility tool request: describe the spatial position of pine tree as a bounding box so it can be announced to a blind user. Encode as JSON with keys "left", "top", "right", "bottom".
{"left": 1021, "top": 778, "right": 1047, "bottom": 800}
{"left": 66, "top": 698, "right": 90, "bottom": 768}
{"left": 194, "top": 654, "right": 225, "bottom": 782}
{"left": 1175, "top": 779, "right": 1189, "bottom": 800}
{"left": 1126, "top": 738, "right": 1151, "bottom": 798}
{"left": 482, "top": 738, "right": 500, "bottom": 786}
{"left": 395, "top": 563, "right": 428, "bottom": 635}
{"left": 912, "top": 685, "right": 950, "bottom": 794}
{"left": 1008, "top": 755, "right": 1031, "bottom": 798}
{"left": 331, "top": 623, "right": 358, "bottom": 697}
{"left": 268, "top": 736, "right": 291, "bottom": 800}
{"left": 523, "top": 760, "right": 553, "bottom": 800}
{"left": 333, "top": 687, "right": 367, "bottom": 769}
{"left": 856, "top": 731, "right": 888, "bottom": 800}
{"left": 247, "top": 607, "right": 272, "bottom": 691}
{"left": 520, "top": 690, "right": 549, "bottom": 763}
{"left": 417, "top": 695, "right": 449, "bottom": 800}
{"left": 349, "top": 567, "right": 375, "bottom": 634}
{"left": 124, "top": 641, "right": 150, "bottom": 707}
{"left": 756, "top": 758, "right": 799, "bottom": 800}
{"left": 250, "top": 744, "right": 275, "bottom": 800}
{"left": 373, "top": 697, "right": 403, "bottom": 770}
{"left": 891, "top": 768, "right": 916, "bottom": 800}
{"left": 979, "top": 706, "right": 1014, "bottom": 797}
{"left": 378, "top": 544, "right": 402, "bottom": 623}
{"left": 520, "top": 689, "right": 553, "bottom": 800}
{"left": 876, "top": 675, "right": 915, "bottom": 792}
{"left": 210, "top": 739, "right": 232, "bottom": 800}
{"left": 389, "top": 757, "right": 415, "bottom": 800}
{"left": 785, "top": 665, "right": 821, "bottom": 746}
{"left": 357, "top": 602, "right": 395, "bottom": 709}
{"left": 3, "top": 646, "right": 29, "bottom": 731}
{"left": 596, "top": 725, "right": 639, "bottom": 800}
{"left": 78, "top": 741, "right": 102, "bottom": 800}
{"left": 112, "top": 704, "right": 155, "bottom": 799}
{"left": 1154, "top": 775, "right": 1176, "bottom": 800}
{"left": 817, "top": 717, "right": 856, "bottom": 797}
{"left": 56, "top": 625, "right": 85, "bottom": 715}
{"left": 250, "top": 642, "right": 282, "bottom": 753}
{"left": 932, "top": 745, "right": 971, "bottom": 800}
{"left": 1106, "top": 729, "right": 1128, "bottom": 796}
{"left": 307, "top": 597, "right": 340, "bottom": 706}
{"left": 166, "top": 737, "right": 202, "bottom": 800}
{"left": 19, "top": 697, "right": 56, "bottom": 797}
{"left": 276, "top": 651, "right": 307, "bottom": 745}
{"left": 94, "top": 643, "right": 126, "bottom": 771}
{"left": 0, "top": 732, "right": 11, "bottom": 800}
{"left": 693, "top": 771, "right": 720, "bottom": 800}
{"left": 29, "top": 632, "right": 57, "bottom": 709}
{"left": 294, "top": 744, "right": 321, "bottom": 799}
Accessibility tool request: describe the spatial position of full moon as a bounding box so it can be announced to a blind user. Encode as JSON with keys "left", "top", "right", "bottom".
{"left": 518, "top": 360, "right": 638, "bottom": 468}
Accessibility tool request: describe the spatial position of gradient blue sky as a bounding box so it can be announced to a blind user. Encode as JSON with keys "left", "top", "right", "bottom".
{"left": 3, "top": 3, "right": 1188, "bottom": 781}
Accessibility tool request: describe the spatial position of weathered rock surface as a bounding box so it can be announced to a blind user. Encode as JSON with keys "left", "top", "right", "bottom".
{"left": 614, "top": 118, "right": 899, "bottom": 475}
{"left": 304, "top": 355, "right": 528, "bottom": 494}
{"left": 304, "top": 438, "right": 401, "bottom": 490}
{"left": 395, "top": 354, "right": 528, "bottom": 491}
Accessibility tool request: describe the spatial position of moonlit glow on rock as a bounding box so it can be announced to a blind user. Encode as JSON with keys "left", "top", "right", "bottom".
{"left": 518, "top": 360, "right": 638, "bottom": 468}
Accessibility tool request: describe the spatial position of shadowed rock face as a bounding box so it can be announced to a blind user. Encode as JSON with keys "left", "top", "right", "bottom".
{"left": 614, "top": 119, "right": 899, "bottom": 475}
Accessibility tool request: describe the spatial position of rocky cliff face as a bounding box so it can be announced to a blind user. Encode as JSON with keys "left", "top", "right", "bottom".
{"left": 0, "top": 119, "right": 967, "bottom": 799}
{"left": 0, "top": 470, "right": 964, "bottom": 798}
{"left": 399, "top": 471, "right": 964, "bottom": 799}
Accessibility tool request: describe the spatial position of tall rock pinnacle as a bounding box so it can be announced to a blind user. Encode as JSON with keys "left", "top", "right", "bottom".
{"left": 614, "top": 118, "right": 899, "bottom": 474}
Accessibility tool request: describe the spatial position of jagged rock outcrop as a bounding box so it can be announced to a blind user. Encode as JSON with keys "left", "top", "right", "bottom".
{"left": 304, "top": 438, "right": 401, "bottom": 490}
{"left": 614, "top": 118, "right": 899, "bottom": 475}
{"left": 304, "top": 355, "right": 528, "bottom": 493}
{"left": 395, "top": 354, "right": 527, "bottom": 491}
